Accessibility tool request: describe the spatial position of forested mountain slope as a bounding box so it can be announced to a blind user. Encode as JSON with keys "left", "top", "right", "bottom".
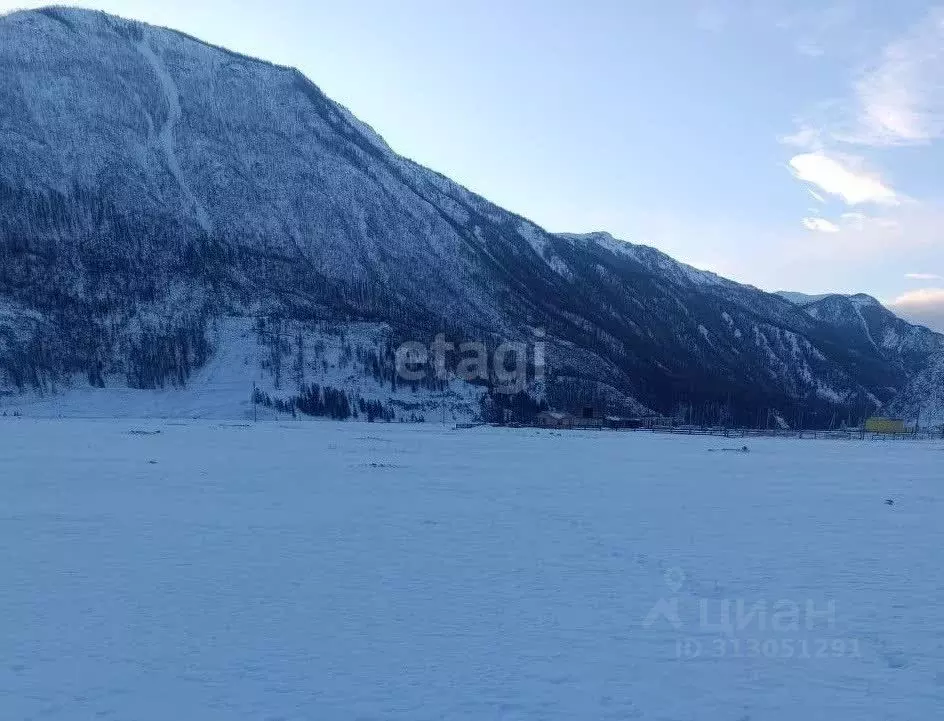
{"left": 0, "top": 7, "right": 938, "bottom": 425}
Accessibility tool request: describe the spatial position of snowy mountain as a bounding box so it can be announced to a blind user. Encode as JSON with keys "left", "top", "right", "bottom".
{"left": 797, "top": 294, "right": 943, "bottom": 378}
{"left": 0, "top": 6, "right": 940, "bottom": 425}
{"left": 775, "top": 292, "right": 944, "bottom": 424}
{"left": 886, "top": 353, "right": 944, "bottom": 426}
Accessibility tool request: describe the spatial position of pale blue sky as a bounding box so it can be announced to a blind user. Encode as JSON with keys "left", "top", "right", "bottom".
{"left": 4, "top": 0, "right": 944, "bottom": 326}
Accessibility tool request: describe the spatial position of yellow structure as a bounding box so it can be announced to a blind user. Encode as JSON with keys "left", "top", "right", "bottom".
{"left": 865, "top": 417, "right": 907, "bottom": 434}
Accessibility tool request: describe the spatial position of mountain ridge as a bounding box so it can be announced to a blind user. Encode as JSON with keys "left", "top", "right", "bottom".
{"left": 0, "top": 6, "right": 939, "bottom": 425}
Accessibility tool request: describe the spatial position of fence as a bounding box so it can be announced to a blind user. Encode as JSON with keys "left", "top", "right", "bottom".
{"left": 476, "top": 422, "right": 944, "bottom": 441}
{"left": 632, "top": 427, "right": 943, "bottom": 441}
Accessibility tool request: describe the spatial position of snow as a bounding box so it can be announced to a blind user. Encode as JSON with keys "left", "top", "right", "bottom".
{"left": 852, "top": 300, "right": 879, "bottom": 351}
{"left": 561, "top": 232, "right": 729, "bottom": 289}
{"left": 3, "top": 420, "right": 943, "bottom": 719}
{"left": 547, "top": 253, "right": 571, "bottom": 278}
{"left": 136, "top": 34, "right": 212, "bottom": 233}
{"left": 516, "top": 220, "right": 550, "bottom": 256}
{"left": 888, "top": 351, "right": 944, "bottom": 426}
{"left": 1, "top": 318, "right": 270, "bottom": 420}
{"left": 0, "top": 318, "right": 485, "bottom": 422}
{"left": 776, "top": 291, "right": 831, "bottom": 305}
{"left": 815, "top": 382, "right": 846, "bottom": 404}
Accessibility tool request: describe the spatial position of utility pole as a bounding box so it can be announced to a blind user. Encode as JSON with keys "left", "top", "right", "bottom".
{"left": 440, "top": 372, "right": 452, "bottom": 426}
{"left": 252, "top": 381, "right": 257, "bottom": 423}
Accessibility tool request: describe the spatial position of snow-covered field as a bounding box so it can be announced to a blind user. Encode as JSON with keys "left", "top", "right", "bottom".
{"left": 2, "top": 420, "right": 943, "bottom": 720}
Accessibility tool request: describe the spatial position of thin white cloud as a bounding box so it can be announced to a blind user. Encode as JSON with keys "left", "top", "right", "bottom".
{"left": 839, "top": 211, "right": 901, "bottom": 231}
{"left": 776, "top": 202, "right": 944, "bottom": 280}
{"left": 771, "top": 1, "right": 859, "bottom": 60}
{"left": 789, "top": 153, "right": 898, "bottom": 206}
{"left": 841, "top": 8, "right": 944, "bottom": 147}
{"left": 905, "top": 272, "right": 942, "bottom": 280}
{"left": 839, "top": 211, "right": 868, "bottom": 229}
{"left": 799, "top": 208, "right": 907, "bottom": 235}
{"left": 781, "top": 124, "right": 823, "bottom": 150}
{"left": 783, "top": 6, "right": 944, "bottom": 166}
{"left": 801, "top": 217, "right": 840, "bottom": 233}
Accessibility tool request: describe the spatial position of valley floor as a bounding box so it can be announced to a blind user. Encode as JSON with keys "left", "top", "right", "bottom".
{"left": 2, "top": 420, "right": 942, "bottom": 719}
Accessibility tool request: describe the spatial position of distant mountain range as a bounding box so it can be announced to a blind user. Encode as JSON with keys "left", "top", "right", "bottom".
{"left": 1, "top": 7, "right": 941, "bottom": 425}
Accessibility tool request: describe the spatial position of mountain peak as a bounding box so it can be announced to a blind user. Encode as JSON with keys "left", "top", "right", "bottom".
{"left": 848, "top": 293, "right": 882, "bottom": 308}
{"left": 3, "top": 5, "right": 302, "bottom": 75}
{"left": 776, "top": 291, "right": 832, "bottom": 305}
{"left": 5, "top": 6, "right": 126, "bottom": 33}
